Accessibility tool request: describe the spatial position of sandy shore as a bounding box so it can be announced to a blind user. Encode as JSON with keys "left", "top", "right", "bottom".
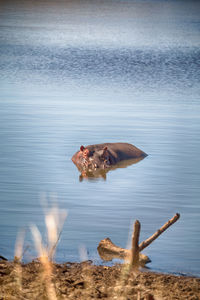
{"left": 0, "top": 259, "right": 200, "bottom": 299}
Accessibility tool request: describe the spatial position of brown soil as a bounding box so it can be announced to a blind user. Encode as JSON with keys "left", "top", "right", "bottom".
{"left": 0, "top": 259, "right": 199, "bottom": 300}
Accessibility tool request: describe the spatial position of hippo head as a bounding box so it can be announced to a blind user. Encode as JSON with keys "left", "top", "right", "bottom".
{"left": 72, "top": 145, "right": 112, "bottom": 171}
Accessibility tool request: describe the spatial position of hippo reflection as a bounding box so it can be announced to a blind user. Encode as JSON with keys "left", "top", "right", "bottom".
{"left": 72, "top": 143, "right": 147, "bottom": 180}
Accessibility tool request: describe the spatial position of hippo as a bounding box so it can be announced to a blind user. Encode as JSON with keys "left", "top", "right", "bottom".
{"left": 72, "top": 143, "right": 147, "bottom": 179}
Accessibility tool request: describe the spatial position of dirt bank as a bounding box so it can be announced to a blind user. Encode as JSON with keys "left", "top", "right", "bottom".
{"left": 0, "top": 260, "right": 199, "bottom": 300}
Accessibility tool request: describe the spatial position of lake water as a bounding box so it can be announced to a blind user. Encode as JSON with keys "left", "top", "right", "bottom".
{"left": 0, "top": 0, "right": 200, "bottom": 276}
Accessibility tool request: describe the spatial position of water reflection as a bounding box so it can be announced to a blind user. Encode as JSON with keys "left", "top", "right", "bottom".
{"left": 78, "top": 157, "right": 146, "bottom": 181}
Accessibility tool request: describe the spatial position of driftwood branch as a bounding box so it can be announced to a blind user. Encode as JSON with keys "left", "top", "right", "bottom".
{"left": 130, "top": 220, "right": 141, "bottom": 268}
{"left": 97, "top": 213, "right": 180, "bottom": 266}
{"left": 97, "top": 237, "right": 150, "bottom": 266}
{"left": 139, "top": 213, "right": 180, "bottom": 252}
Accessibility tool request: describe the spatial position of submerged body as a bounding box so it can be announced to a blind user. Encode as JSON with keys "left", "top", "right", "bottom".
{"left": 71, "top": 142, "right": 147, "bottom": 172}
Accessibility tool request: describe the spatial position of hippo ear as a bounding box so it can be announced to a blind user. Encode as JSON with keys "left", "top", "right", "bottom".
{"left": 80, "top": 145, "right": 85, "bottom": 152}
{"left": 102, "top": 146, "right": 109, "bottom": 157}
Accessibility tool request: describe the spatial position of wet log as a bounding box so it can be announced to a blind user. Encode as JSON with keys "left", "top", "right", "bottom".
{"left": 97, "top": 238, "right": 150, "bottom": 266}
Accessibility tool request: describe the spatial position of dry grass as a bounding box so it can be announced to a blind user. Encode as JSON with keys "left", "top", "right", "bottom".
{"left": 12, "top": 204, "right": 67, "bottom": 300}
{"left": 0, "top": 206, "right": 199, "bottom": 300}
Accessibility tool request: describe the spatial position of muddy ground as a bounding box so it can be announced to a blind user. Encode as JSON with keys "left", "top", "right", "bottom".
{"left": 0, "top": 259, "right": 200, "bottom": 300}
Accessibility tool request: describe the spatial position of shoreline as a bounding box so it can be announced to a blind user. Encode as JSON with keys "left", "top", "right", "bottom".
{"left": 0, "top": 259, "right": 200, "bottom": 299}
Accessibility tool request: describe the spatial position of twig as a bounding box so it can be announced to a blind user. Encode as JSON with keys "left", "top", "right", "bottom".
{"left": 49, "top": 227, "right": 63, "bottom": 261}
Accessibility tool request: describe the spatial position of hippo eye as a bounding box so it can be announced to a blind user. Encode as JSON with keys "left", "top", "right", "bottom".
{"left": 104, "top": 157, "right": 111, "bottom": 165}
{"left": 89, "top": 151, "right": 95, "bottom": 157}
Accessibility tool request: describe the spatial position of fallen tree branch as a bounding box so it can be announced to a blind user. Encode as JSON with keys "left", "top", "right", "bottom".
{"left": 97, "top": 213, "right": 180, "bottom": 266}
{"left": 97, "top": 237, "right": 150, "bottom": 266}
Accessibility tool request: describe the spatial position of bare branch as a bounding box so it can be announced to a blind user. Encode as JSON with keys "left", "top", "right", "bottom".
{"left": 139, "top": 213, "right": 180, "bottom": 252}
{"left": 130, "top": 220, "right": 141, "bottom": 268}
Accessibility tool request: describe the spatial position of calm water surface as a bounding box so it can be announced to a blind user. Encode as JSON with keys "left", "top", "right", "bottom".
{"left": 0, "top": 0, "right": 200, "bottom": 276}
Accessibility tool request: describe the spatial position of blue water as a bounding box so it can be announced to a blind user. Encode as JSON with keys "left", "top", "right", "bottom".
{"left": 0, "top": 0, "right": 200, "bottom": 276}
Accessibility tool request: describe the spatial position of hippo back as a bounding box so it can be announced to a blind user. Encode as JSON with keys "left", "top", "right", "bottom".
{"left": 86, "top": 142, "right": 147, "bottom": 163}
